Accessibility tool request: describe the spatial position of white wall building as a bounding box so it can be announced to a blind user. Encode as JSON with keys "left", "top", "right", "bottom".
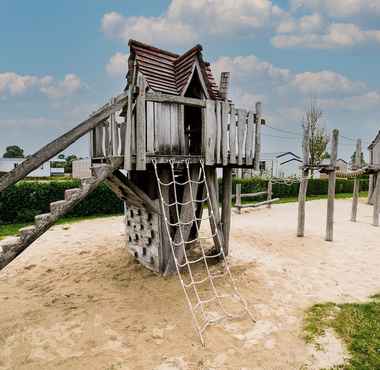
{"left": 0, "top": 158, "right": 51, "bottom": 177}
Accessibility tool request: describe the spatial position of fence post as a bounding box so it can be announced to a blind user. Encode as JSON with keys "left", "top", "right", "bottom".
{"left": 236, "top": 183, "right": 242, "bottom": 214}
{"left": 351, "top": 139, "right": 361, "bottom": 222}
{"left": 297, "top": 122, "right": 310, "bottom": 237}
{"left": 267, "top": 179, "right": 272, "bottom": 208}
{"left": 373, "top": 173, "right": 380, "bottom": 227}
{"left": 326, "top": 129, "right": 339, "bottom": 241}
{"left": 254, "top": 102, "right": 262, "bottom": 171}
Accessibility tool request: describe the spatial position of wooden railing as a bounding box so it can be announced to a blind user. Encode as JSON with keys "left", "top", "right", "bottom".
{"left": 91, "top": 88, "right": 263, "bottom": 171}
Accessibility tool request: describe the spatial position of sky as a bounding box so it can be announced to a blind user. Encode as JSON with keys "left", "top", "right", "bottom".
{"left": 1, "top": 0, "right": 380, "bottom": 161}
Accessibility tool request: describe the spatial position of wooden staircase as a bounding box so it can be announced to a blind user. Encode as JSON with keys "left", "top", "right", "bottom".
{"left": 0, "top": 159, "right": 122, "bottom": 270}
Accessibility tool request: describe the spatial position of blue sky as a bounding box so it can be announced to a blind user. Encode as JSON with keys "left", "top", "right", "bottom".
{"left": 1, "top": 0, "right": 380, "bottom": 161}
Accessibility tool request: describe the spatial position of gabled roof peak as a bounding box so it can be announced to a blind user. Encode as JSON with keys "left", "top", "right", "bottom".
{"left": 127, "top": 40, "right": 221, "bottom": 100}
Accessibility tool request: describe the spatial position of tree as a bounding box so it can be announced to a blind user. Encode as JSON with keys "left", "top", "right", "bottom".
{"left": 64, "top": 154, "right": 78, "bottom": 173}
{"left": 302, "top": 101, "right": 330, "bottom": 175}
{"left": 350, "top": 150, "right": 366, "bottom": 168}
{"left": 3, "top": 145, "right": 24, "bottom": 158}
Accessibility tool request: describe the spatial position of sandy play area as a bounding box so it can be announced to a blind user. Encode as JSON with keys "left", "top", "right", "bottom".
{"left": 0, "top": 198, "right": 379, "bottom": 370}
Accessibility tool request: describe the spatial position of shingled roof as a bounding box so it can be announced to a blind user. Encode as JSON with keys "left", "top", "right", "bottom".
{"left": 368, "top": 130, "right": 380, "bottom": 150}
{"left": 126, "top": 39, "right": 221, "bottom": 100}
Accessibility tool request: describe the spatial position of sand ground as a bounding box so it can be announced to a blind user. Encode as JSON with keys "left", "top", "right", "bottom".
{"left": 0, "top": 199, "right": 379, "bottom": 370}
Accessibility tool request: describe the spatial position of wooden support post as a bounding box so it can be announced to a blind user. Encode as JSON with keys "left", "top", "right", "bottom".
{"left": 236, "top": 183, "right": 242, "bottom": 214}
{"left": 267, "top": 179, "right": 273, "bottom": 209}
{"left": 221, "top": 167, "right": 232, "bottom": 256}
{"left": 158, "top": 165, "right": 173, "bottom": 274}
{"left": 373, "top": 173, "right": 380, "bottom": 227}
{"left": 368, "top": 174, "right": 374, "bottom": 204}
{"left": 326, "top": 129, "right": 339, "bottom": 241}
{"left": 351, "top": 139, "right": 361, "bottom": 222}
{"left": 254, "top": 102, "right": 262, "bottom": 171}
{"left": 297, "top": 122, "right": 310, "bottom": 237}
{"left": 205, "top": 167, "right": 224, "bottom": 252}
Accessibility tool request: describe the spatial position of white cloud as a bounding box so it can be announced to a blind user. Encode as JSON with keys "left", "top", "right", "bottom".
{"left": 290, "top": 71, "right": 366, "bottom": 95}
{"left": 290, "top": 0, "right": 380, "bottom": 18}
{"left": 213, "top": 55, "right": 290, "bottom": 86}
{"left": 101, "top": 11, "right": 196, "bottom": 48}
{"left": 0, "top": 73, "right": 40, "bottom": 96}
{"left": 272, "top": 22, "right": 380, "bottom": 49}
{"left": 101, "top": 1, "right": 287, "bottom": 48}
{"left": 106, "top": 52, "right": 129, "bottom": 78}
{"left": 0, "top": 72, "right": 81, "bottom": 98}
{"left": 40, "top": 74, "right": 81, "bottom": 99}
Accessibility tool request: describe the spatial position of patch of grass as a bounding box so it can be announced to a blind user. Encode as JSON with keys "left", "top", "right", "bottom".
{"left": 0, "top": 213, "right": 122, "bottom": 240}
{"left": 304, "top": 295, "right": 380, "bottom": 369}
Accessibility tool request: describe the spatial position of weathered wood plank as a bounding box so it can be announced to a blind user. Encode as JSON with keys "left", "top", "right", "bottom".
{"left": 170, "top": 103, "right": 180, "bottom": 154}
{"left": 267, "top": 179, "right": 273, "bottom": 208}
{"left": 237, "top": 198, "right": 280, "bottom": 209}
{"left": 135, "top": 74, "right": 147, "bottom": 170}
{"left": 235, "top": 183, "right": 242, "bottom": 214}
{"left": 245, "top": 111, "right": 255, "bottom": 165}
{"left": 204, "top": 100, "right": 217, "bottom": 165}
{"left": 177, "top": 105, "right": 186, "bottom": 154}
{"left": 254, "top": 102, "right": 262, "bottom": 170}
{"left": 205, "top": 167, "right": 224, "bottom": 252}
{"left": 221, "top": 102, "right": 229, "bottom": 166}
{"left": 297, "top": 121, "right": 310, "bottom": 237}
{"left": 373, "top": 173, "right": 380, "bottom": 227}
{"left": 221, "top": 167, "right": 232, "bottom": 256}
{"left": 326, "top": 129, "right": 339, "bottom": 241}
{"left": 146, "top": 101, "right": 155, "bottom": 153}
{"left": 237, "top": 109, "right": 246, "bottom": 166}
{"left": 215, "top": 101, "right": 222, "bottom": 164}
{"left": 229, "top": 106, "right": 237, "bottom": 164}
{"left": 146, "top": 92, "right": 206, "bottom": 108}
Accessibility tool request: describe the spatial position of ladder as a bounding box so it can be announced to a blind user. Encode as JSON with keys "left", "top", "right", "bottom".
{"left": 153, "top": 159, "right": 254, "bottom": 345}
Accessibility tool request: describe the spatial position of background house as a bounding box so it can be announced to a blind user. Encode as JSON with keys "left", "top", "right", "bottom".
{"left": 0, "top": 158, "right": 50, "bottom": 177}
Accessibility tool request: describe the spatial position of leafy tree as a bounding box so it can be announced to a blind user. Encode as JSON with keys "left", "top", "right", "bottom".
{"left": 302, "top": 101, "right": 330, "bottom": 176}
{"left": 58, "top": 154, "right": 65, "bottom": 160}
{"left": 64, "top": 154, "right": 78, "bottom": 173}
{"left": 3, "top": 145, "right": 24, "bottom": 158}
{"left": 350, "top": 151, "right": 366, "bottom": 168}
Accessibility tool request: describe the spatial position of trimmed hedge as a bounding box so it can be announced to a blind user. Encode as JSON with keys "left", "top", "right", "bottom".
{"left": 0, "top": 177, "right": 369, "bottom": 225}
{"left": 222, "top": 177, "right": 369, "bottom": 202}
{"left": 0, "top": 180, "right": 123, "bottom": 224}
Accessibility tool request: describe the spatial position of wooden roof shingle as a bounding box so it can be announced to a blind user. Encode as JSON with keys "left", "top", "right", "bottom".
{"left": 126, "top": 39, "right": 221, "bottom": 100}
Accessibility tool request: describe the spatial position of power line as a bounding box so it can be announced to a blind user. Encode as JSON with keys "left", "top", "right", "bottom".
{"left": 265, "top": 124, "right": 302, "bottom": 137}
{"left": 262, "top": 133, "right": 300, "bottom": 140}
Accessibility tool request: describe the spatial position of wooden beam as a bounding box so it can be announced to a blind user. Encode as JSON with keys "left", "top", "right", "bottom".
{"left": 254, "top": 102, "right": 262, "bottom": 170}
{"left": 373, "top": 173, "right": 380, "bottom": 227}
{"left": 297, "top": 121, "right": 310, "bottom": 237}
{"left": 205, "top": 167, "right": 224, "bottom": 252}
{"left": 351, "top": 139, "right": 361, "bottom": 222}
{"left": 267, "top": 179, "right": 273, "bottom": 209}
{"left": 326, "top": 129, "right": 339, "bottom": 242}
{"left": 135, "top": 74, "right": 147, "bottom": 170}
{"left": 145, "top": 92, "right": 206, "bottom": 108}
{"left": 236, "top": 198, "right": 280, "bottom": 209}
{"left": 235, "top": 183, "right": 242, "bottom": 214}
{"left": 221, "top": 167, "right": 232, "bottom": 256}
{"left": 0, "top": 92, "right": 127, "bottom": 193}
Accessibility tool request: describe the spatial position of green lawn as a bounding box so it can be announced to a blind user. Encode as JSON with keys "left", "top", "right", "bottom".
{"left": 0, "top": 213, "right": 122, "bottom": 241}
{"left": 304, "top": 294, "right": 380, "bottom": 369}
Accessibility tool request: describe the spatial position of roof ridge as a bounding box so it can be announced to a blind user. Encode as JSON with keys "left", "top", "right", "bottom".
{"left": 129, "top": 39, "right": 179, "bottom": 58}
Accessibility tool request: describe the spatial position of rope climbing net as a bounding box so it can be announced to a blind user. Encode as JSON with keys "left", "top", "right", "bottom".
{"left": 152, "top": 159, "right": 254, "bottom": 345}
{"left": 261, "top": 172, "right": 302, "bottom": 185}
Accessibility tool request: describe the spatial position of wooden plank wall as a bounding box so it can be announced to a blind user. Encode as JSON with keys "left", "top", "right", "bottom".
{"left": 91, "top": 94, "right": 259, "bottom": 169}
{"left": 204, "top": 100, "right": 256, "bottom": 166}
